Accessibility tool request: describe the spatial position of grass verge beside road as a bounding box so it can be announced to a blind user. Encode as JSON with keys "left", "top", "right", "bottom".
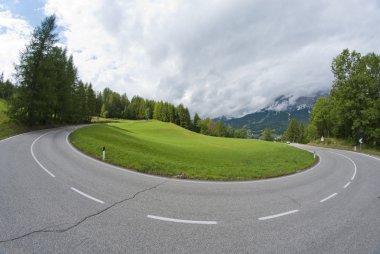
{"left": 0, "top": 99, "right": 28, "bottom": 140}
{"left": 0, "top": 99, "right": 67, "bottom": 141}
{"left": 309, "top": 138, "right": 380, "bottom": 157}
{"left": 70, "top": 120, "right": 317, "bottom": 181}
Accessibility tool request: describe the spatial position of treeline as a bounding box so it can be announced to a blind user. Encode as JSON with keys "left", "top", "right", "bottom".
{"left": 309, "top": 49, "right": 380, "bottom": 146}
{"left": 94, "top": 88, "right": 247, "bottom": 138}
{"left": 94, "top": 89, "right": 192, "bottom": 128}
{"left": 6, "top": 15, "right": 96, "bottom": 125}
{"left": 196, "top": 117, "right": 247, "bottom": 138}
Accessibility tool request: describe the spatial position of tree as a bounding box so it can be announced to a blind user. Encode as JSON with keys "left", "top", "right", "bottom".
{"left": 298, "top": 122, "right": 306, "bottom": 143}
{"left": 176, "top": 104, "right": 191, "bottom": 129}
{"left": 86, "top": 83, "right": 96, "bottom": 117}
{"left": 153, "top": 101, "right": 163, "bottom": 121}
{"left": 95, "top": 92, "right": 103, "bottom": 116}
{"left": 11, "top": 15, "right": 58, "bottom": 125}
{"left": 193, "top": 113, "right": 201, "bottom": 133}
{"left": 49, "top": 49, "right": 76, "bottom": 123}
{"left": 234, "top": 128, "right": 247, "bottom": 139}
{"left": 309, "top": 97, "right": 333, "bottom": 137}
{"left": 262, "top": 128, "right": 274, "bottom": 141}
{"left": 73, "top": 81, "right": 89, "bottom": 122}
{"left": 325, "top": 49, "right": 380, "bottom": 145}
{"left": 0, "top": 75, "right": 15, "bottom": 99}
{"left": 284, "top": 118, "right": 299, "bottom": 142}
{"left": 129, "top": 96, "right": 146, "bottom": 119}
{"left": 215, "top": 121, "right": 226, "bottom": 137}
{"left": 307, "top": 124, "right": 318, "bottom": 141}
{"left": 100, "top": 88, "right": 112, "bottom": 118}
{"left": 8, "top": 15, "right": 93, "bottom": 125}
{"left": 145, "top": 99, "right": 155, "bottom": 120}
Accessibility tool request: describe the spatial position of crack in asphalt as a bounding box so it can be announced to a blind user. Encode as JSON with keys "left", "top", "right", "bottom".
{"left": 0, "top": 181, "right": 167, "bottom": 244}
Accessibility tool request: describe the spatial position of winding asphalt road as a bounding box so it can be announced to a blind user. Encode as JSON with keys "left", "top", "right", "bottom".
{"left": 0, "top": 126, "right": 380, "bottom": 253}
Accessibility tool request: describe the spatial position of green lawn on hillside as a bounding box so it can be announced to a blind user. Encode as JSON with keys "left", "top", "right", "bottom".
{"left": 70, "top": 120, "right": 317, "bottom": 180}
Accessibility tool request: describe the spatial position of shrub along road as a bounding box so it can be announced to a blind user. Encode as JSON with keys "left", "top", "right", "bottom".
{"left": 0, "top": 126, "right": 379, "bottom": 253}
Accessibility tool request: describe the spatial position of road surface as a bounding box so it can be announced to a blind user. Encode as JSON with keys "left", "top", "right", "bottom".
{"left": 0, "top": 127, "right": 379, "bottom": 253}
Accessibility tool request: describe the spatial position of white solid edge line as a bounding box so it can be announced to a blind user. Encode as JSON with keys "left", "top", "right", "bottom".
{"left": 320, "top": 193, "right": 338, "bottom": 203}
{"left": 70, "top": 187, "right": 105, "bottom": 204}
{"left": 355, "top": 152, "right": 380, "bottom": 162}
{"left": 65, "top": 131, "right": 323, "bottom": 185}
{"left": 31, "top": 132, "right": 56, "bottom": 178}
{"left": 258, "top": 209, "right": 299, "bottom": 221}
{"left": 344, "top": 182, "right": 351, "bottom": 189}
{"left": 0, "top": 133, "right": 24, "bottom": 143}
{"left": 329, "top": 151, "right": 357, "bottom": 181}
{"left": 147, "top": 215, "right": 217, "bottom": 225}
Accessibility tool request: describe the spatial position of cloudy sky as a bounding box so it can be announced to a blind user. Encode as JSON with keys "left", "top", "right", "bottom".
{"left": 1, "top": 0, "right": 380, "bottom": 117}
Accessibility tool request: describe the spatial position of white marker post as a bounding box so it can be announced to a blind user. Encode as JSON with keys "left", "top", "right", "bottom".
{"left": 102, "top": 146, "right": 106, "bottom": 161}
{"left": 359, "top": 138, "right": 363, "bottom": 151}
{"left": 313, "top": 151, "right": 316, "bottom": 159}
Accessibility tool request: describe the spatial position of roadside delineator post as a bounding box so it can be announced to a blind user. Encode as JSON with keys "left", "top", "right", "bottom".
{"left": 313, "top": 151, "right": 316, "bottom": 159}
{"left": 102, "top": 146, "right": 106, "bottom": 161}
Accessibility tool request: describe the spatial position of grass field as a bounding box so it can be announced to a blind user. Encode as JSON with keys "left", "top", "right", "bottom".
{"left": 70, "top": 120, "right": 317, "bottom": 180}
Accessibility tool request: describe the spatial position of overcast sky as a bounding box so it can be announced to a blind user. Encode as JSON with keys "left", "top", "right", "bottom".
{"left": 1, "top": 0, "right": 380, "bottom": 117}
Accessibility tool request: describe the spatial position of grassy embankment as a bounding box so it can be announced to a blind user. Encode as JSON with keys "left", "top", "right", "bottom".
{"left": 309, "top": 138, "right": 380, "bottom": 157}
{"left": 70, "top": 120, "right": 317, "bottom": 180}
{"left": 0, "top": 99, "right": 28, "bottom": 140}
{"left": 0, "top": 99, "right": 67, "bottom": 140}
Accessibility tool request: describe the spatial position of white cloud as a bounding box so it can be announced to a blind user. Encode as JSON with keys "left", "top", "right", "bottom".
{"left": 0, "top": 5, "right": 32, "bottom": 80}
{"left": 42, "top": 0, "right": 380, "bottom": 117}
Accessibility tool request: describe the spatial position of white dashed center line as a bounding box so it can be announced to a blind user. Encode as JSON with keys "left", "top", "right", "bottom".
{"left": 320, "top": 193, "right": 337, "bottom": 203}
{"left": 71, "top": 187, "right": 105, "bottom": 204}
{"left": 147, "top": 215, "right": 217, "bottom": 224}
{"left": 258, "top": 209, "right": 299, "bottom": 221}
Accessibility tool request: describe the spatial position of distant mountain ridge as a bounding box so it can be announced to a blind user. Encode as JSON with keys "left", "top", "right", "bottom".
{"left": 218, "top": 93, "right": 325, "bottom": 138}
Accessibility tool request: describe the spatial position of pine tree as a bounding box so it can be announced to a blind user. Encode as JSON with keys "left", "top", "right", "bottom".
{"left": 176, "top": 104, "right": 191, "bottom": 129}
{"left": 298, "top": 122, "right": 305, "bottom": 143}
{"left": 11, "top": 15, "right": 58, "bottom": 124}
{"left": 86, "top": 83, "right": 96, "bottom": 117}
{"left": 153, "top": 101, "right": 163, "bottom": 121}
{"left": 74, "top": 81, "right": 89, "bottom": 122}
{"left": 120, "top": 93, "right": 130, "bottom": 118}
{"left": 0, "top": 78, "right": 15, "bottom": 99}
{"left": 285, "top": 118, "right": 299, "bottom": 142}
{"left": 193, "top": 113, "right": 201, "bottom": 132}
{"left": 95, "top": 92, "right": 103, "bottom": 116}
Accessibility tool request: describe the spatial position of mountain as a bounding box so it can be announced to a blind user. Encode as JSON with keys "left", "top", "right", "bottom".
{"left": 219, "top": 94, "right": 324, "bottom": 138}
